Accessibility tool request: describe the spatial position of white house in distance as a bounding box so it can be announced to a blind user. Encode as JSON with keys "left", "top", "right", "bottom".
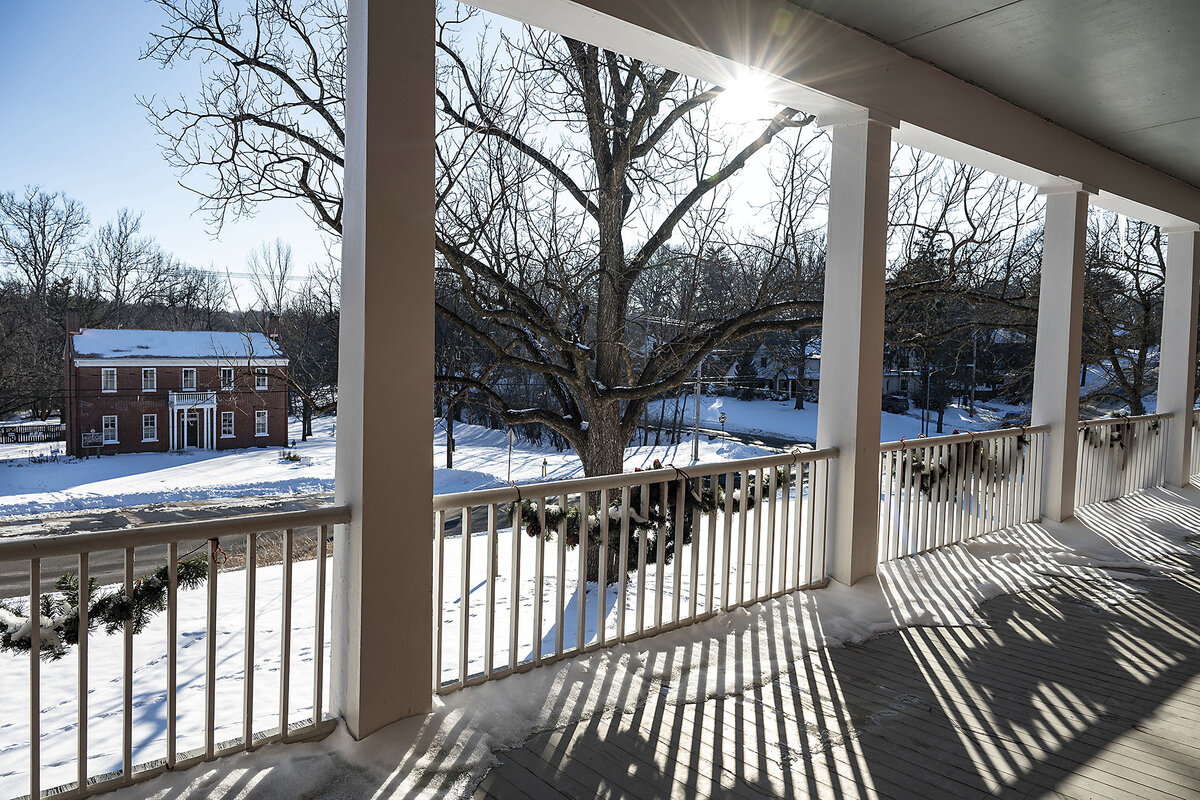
{"left": 725, "top": 342, "right": 820, "bottom": 395}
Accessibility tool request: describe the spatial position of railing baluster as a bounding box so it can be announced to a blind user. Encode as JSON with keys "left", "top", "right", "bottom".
{"left": 575, "top": 492, "right": 587, "bottom": 652}
{"left": 433, "top": 512, "right": 444, "bottom": 690}
{"left": 700, "top": 474, "right": 710, "bottom": 614}
{"left": 765, "top": 465, "right": 778, "bottom": 598}
{"left": 671, "top": 477, "right": 685, "bottom": 624}
{"left": 314, "top": 525, "right": 328, "bottom": 726}
{"left": 280, "top": 529, "right": 294, "bottom": 739}
{"left": 534, "top": 498, "right": 546, "bottom": 660}
{"left": 125, "top": 546, "right": 135, "bottom": 774}
{"left": 791, "top": 464, "right": 805, "bottom": 587}
{"left": 736, "top": 470, "right": 749, "bottom": 606}
{"left": 637, "top": 483, "right": 647, "bottom": 634}
{"left": 597, "top": 488, "right": 610, "bottom": 646}
{"left": 654, "top": 481, "right": 667, "bottom": 630}
{"left": 459, "top": 506, "right": 471, "bottom": 688}
{"left": 556, "top": 493, "right": 568, "bottom": 655}
{"left": 244, "top": 533, "right": 257, "bottom": 747}
{"left": 74, "top": 552, "right": 88, "bottom": 790}
{"left": 167, "top": 542, "right": 177, "bottom": 766}
{"left": 617, "top": 487, "right": 630, "bottom": 640}
{"left": 484, "top": 504, "right": 497, "bottom": 675}
{"left": 688, "top": 477, "right": 701, "bottom": 619}
{"left": 509, "top": 501, "right": 521, "bottom": 666}
{"left": 30, "top": 557, "right": 40, "bottom": 800}
{"left": 721, "top": 472, "right": 734, "bottom": 611}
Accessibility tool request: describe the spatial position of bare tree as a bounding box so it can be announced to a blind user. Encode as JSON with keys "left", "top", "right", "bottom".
{"left": 87, "top": 209, "right": 173, "bottom": 325}
{"left": 247, "top": 238, "right": 295, "bottom": 314}
{"left": 1081, "top": 212, "right": 1164, "bottom": 416}
{"left": 0, "top": 186, "right": 90, "bottom": 306}
{"left": 142, "top": 1, "right": 828, "bottom": 476}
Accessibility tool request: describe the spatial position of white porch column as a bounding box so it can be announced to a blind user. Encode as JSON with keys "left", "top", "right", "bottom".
{"left": 333, "top": 0, "right": 435, "bottom": 737}
{"left": 169, "top": 408, "right": 175, "bottom": 450}
{"left": 815, "top": 110, "right": 894, "bottom": 586}
{"left": 1158, "top": 226, "right": 1200, "bottom": 487}
{"left": 1031, "top": 183, "right": 1092, "bottom": 522}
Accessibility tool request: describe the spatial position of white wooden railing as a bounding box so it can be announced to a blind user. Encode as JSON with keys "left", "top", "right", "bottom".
{"left": 878, "top": 426, "right": 1048, "bottom": 562}
{"left": 168, "top": 391, "right": 217, "bottom": 407}
{"left": 0, "top": 506, "right": 349, "bottom": 800}
{"left": 1075, "top": 413, "right": 1171, "bottom": 506}
{"left": 430, "top": 448, "right": 836, "bottom": 695}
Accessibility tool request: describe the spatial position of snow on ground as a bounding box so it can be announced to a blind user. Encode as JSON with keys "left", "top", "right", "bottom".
{"left": 0, "top": 417, "right": 337, "bottom": 521}
{"left": 649, "top": 394, "right": 1028, "bottom": 443}
{"left": 24, "top": 485, "right": 1197, "bottom": 800}
{"left": 0, "top": 417, "right": 767, "bottom": 522}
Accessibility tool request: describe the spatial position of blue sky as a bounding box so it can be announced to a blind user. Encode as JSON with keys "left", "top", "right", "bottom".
{"left": 0, "top": 1, "right": 329, "bottom": 276}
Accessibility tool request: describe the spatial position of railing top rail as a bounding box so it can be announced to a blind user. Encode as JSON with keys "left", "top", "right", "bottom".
{"left": 879, "top": 424, "right": 1050, "bottom": 453}
{"left": 1077, "top": 412, "right": 1172, "bottom": 429}
{"left": 432, "top": 446, "right": 838, "bottom": 512}
{"left": 0, "top": 505, "right": 351, "bottom": 562}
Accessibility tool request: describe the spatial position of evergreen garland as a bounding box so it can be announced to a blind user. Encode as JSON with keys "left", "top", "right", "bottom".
{"left": 888, "top": 435, "right": 1030, "bottom": 499}
{"left": 515, "top": 461, "right": 783, "bottom": 572}
{"left": 0, "top": 556, "right": 208, "bottom": 661}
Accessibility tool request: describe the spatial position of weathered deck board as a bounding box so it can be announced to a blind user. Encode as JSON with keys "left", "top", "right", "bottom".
{"left": 475, "top": 553, "right": 1200, "bottom": 800}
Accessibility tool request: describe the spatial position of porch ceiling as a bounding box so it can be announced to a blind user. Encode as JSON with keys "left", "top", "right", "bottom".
{"left": 787, "top": 0, "right": 1200, "bottom": 190}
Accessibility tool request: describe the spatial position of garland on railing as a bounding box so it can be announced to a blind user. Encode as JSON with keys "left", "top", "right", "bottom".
{"left": 886, "top": 434, "right": 1029, "bottom": 499}
{"left": 515, "top": 460, "right": 783, "bottom": 573}
{"left": 0, "top": 556, "right": 208, "bottom": 661}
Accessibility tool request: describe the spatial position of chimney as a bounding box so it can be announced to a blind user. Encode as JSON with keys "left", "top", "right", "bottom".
{"left": 266, "top": 311, "right": 280, "bottom": 340}
{"left": 66, "top": 308, "right": 81, "bottom": 335}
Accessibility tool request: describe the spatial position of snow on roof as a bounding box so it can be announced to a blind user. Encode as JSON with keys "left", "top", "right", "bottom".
{"left": 72, "top": 329, "right": 285, "bottom": 360}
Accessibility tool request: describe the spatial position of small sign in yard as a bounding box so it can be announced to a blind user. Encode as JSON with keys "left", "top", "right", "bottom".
{"left": 82, "top": 432, "right": 103, "bottom": 447}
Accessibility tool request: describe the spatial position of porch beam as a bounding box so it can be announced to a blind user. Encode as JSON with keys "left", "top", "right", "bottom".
{"left": 1031, "top": 183, "right": 1093, "bottom": 522}
{"left": 815, "top": 110, "right": 893, "bottom": 585}
{"left": 1158, "top": 227, "right": 1200, "bottom": 487}
{"left": 334, "top": 0, "right": 435, "bottom": 737}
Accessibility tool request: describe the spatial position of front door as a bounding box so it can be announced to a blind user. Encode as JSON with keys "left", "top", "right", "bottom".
{"left": 185, "top": 410, "right": 199, "bottom": 448}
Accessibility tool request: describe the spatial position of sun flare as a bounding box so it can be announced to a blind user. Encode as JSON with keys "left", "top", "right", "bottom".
{"left": 714, "top": 70, "right": 776, "bottom": 124}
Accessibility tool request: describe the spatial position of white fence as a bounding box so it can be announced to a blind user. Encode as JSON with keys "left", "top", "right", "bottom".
{"left": 0, "top": 506, "right": 349, "bottom": 800}
{"left": 1075, "top": 413, "right": 1170, "bottom": 506}
{"left": 878, "top": 426, "right": 1047, "bottom": 562}
{"left": 430, "top": 448, "right": 836, "bottom": 695}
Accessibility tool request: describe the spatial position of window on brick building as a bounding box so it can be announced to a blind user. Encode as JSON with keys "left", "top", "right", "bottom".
{"left": 255, "top": 367, "right": 268, "bottom": 390}
{"left": 102, "top": 415, "right": 118, "bottom": 443}
{"left": 221, "top": 412, "right": 234, "bottom": 437}
{"left": 102, "top": 368, "right": 116, "bottom": 392}
{"left": 182, "top": 368, "right": 197, "bottom": 390}
{"left": 221, "top": 367, "right": 234, "bottom": 390}
{"left": 142, "top": 414, "right": 157, "bottom": 442}
{"left": 142, "top": 368, "right": 156, "bottom": 391}
{"left": 255, "top": 410, "right": 268, "bottom": 436}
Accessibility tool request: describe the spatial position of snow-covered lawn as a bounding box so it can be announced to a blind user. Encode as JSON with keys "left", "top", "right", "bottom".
{"left": 0, "top": 417, "right": 770, "bottom": 522}
{"left": 649, "top": 394, "right": 1028, "bottom": 443}
{"left": 0, "top": 417, "right": 337, "bottom": 521}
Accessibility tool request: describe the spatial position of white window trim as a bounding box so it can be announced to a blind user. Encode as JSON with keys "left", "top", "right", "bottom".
{"left": 220, "top": 411, "right": 235, "bottom": 438}
{"left": 255, "top": 410, "right": 268, "bottom": 436}
{"left": 255, "top": 367, "right": 268, "bottom": 390}
{"left": 101, "top": 368, "right": 117, "bottom": 393}
{"left": 182, "top": 368, "right": 197, "bottom": 391}
{"left": 142, "top": 368, "right": 157, "bottom": 392}
{"left": 142, "top": 414, "right": 158, "bottom": 443}
{"left": 220, "top": 367, "right": 235, "bottom": 391}
{"left": 102, "top": 415, "right": 118, "bottom": 444}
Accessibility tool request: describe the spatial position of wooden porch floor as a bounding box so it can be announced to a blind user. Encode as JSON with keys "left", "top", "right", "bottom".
{"left": 475, "top": 545, "right": 1200, "bottom": 798}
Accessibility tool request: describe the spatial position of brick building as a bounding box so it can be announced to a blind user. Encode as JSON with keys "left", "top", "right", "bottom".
{"left": 64, "top": 315, "right": 290, "bottom": 457}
